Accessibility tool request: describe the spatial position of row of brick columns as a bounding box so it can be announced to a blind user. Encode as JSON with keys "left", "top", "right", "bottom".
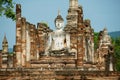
{"left": 15, "top": 4, "right": 34, "bottom": 67}
{"left": 15, "top": 4, "right": 52, "bottom": 67}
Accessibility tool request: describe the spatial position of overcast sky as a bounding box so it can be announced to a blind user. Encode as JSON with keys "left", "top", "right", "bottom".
{"left": 0, "top": 0, "right": 120, "bottom": 49}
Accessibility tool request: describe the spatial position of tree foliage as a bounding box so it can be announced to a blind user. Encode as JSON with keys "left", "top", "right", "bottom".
{"left": 41, "top": 22, "right": 48, "bottom": 27}
{"left": 94, "top": 32, "right": 99, "bottom": 50}
{"left": 0, "top": 0, "right": 15, "bottom": 20}
{"left": 113, "top": 37, "right": 120, "bottom": 71}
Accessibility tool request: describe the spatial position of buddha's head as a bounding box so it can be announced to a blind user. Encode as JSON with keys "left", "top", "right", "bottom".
{"left": 54, "top": 11, "right": 64, "bottom": 29}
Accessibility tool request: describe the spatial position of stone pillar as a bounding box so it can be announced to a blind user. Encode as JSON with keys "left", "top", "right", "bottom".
{"left": 32, "top": 25, "right": 37, "bottom": 60}
{"left": 13, "top": 52, "right": 16, "bottom": 67}
{"left": 26, "top": 22, "right": 31, "bottom": 67}
{"left": 91, "top": 29, "right": 95, "bottom": 63}
{"left": 29, "top": 24, "right": 33, "bottom": 60}
{"left": 16, "top": 4, "right": 22, "bottom": 67}
{"left": 30, "top": 24, "right": 36, "bottom": 60}
{"left": 64, "top": 1, "right": 84, "bottom": 67}
{"left": 70, "top": 28, "right": 78, "bottom": 56}
{"left": 36, "top": 29, "right": 40, "bottom": 60}
{"left": 7, "top": 54, "right": 13, "bottom": 68}
{"left": 13, "top": 45, "right": 16, "bottom": 67}
{"left": 37, "top": 23, "right": 42, "bottom": 55}
{"left": 15, "top": 45, "right": 22, "bottom": 67}
{"left": 21, "top": 18, "right": 26, "bottom": 67}
{"left": 37, "top": 23, "right": 41, "bottom": 57}
{"left": 37, "top": 23, "right": 47, "bottom": 56}
{"left": 77, "top": 25, "right": 85, "bottom": 67}
{"left": 36, "top": 39, "right": 39, "bottom": 60}
{"left": 76, "top": 6, "right": 85, "bottom": 67}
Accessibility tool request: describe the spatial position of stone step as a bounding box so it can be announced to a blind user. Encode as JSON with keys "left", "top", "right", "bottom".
{"left": 31, "top": 60, "right": 75, "bottom": 64}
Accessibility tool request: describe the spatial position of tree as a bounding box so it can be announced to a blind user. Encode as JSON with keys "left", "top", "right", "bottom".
{"left": 114, "top": 37, "right": 120, "bottom": 71}
{"left": 94, "top": 32, "right": 99, "bottom": 50}
{"left": 0, "top": 0, "right": 15, "bottom": 20}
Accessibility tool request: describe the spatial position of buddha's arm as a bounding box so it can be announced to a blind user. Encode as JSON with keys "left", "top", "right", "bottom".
{"left": 45, "top": 33, "right": 52, "bottom": 53}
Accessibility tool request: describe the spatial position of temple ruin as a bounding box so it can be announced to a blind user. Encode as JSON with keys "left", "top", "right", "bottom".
{"left": 0, "top": 0, "right": 120, "bottom": 80}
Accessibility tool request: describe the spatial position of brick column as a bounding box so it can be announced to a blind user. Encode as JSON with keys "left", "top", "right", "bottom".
{"left": 76, "top": 6, "right": 85, "bottom": 67}
{"left": 21, "top": 18, "right": 26, "bottom": 67}
{"left": 15, "top": 4, "right": 22, "bottom": 67}
{"left": 30, "top": 24, "right": 36, "bottom": 60}
{"left": 26, "top": 22, "right": 31, "bottom": 67}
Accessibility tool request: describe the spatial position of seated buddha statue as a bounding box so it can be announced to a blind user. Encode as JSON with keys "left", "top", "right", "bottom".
{"left": 45, "top": 11, "right": 70, "bottom": 55}
{"left": 99, "top": 28, "right": 111, "bottom": 48}
{"left": 102, "top": 28, "right": 111, "bottom": 44}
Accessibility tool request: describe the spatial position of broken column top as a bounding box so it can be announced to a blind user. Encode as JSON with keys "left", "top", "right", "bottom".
{"left": 16, "top": 4, "right": 21, "bottom": 14}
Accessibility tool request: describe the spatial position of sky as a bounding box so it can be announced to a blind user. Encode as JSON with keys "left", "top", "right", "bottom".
{"left": 0, "top": 0, "right": 120, "bottom": 49}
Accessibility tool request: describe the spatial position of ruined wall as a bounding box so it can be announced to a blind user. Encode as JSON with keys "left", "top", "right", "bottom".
{"left": 15, "top": 4, "right": 38, "bottom": 67}
{"left": 15, "top": 4, "right": 53, "bottom": 67}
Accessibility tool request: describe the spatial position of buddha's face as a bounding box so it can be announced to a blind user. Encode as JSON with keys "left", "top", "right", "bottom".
{"left": 55, "top": 20, "right": 64, "bottom": 29}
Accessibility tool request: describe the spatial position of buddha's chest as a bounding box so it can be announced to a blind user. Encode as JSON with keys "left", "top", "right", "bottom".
{"left": 52, "top": 32, "right": 65, "bottom": 40}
